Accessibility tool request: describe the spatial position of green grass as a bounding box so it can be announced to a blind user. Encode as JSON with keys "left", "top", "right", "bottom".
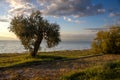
{"left": 61, "top": 60, "right": 120, "bottom": 80}
{"left": 38, "top": 49, "right": 97, "bottom": 58}
{"left": 0, "top": 50, "right": 95, "bottom": 68}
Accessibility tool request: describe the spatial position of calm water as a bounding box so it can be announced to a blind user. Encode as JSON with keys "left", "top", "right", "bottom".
{"left": 0, "top": 40, "right": 91, "bottom": 53}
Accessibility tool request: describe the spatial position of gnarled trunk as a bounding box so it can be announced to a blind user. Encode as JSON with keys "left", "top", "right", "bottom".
{"left": 30, "top": 36, "right": 43, "bottom": 57}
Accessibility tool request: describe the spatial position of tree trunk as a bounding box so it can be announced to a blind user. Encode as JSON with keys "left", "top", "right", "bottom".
{"left": 30, "top": 36, "right": 43, "bottom": 57}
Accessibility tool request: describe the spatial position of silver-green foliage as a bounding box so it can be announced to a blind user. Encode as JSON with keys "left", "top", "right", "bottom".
{"left": 9, "top": 11, "right": 61, "bottom": 55}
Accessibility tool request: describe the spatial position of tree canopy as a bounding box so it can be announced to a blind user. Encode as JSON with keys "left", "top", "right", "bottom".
{"left": 9, "top": 11, "right": 61, "bottom": 57}
{"left": 92, "top": 25, "right": 120, "bottom": 54}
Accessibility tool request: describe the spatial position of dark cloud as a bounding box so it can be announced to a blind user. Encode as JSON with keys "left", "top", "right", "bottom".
{"left": 85, "top": 27, "right": 108, "bottom": 32}
{"left": 40, "top": 0, "right": 105, "bottom": 17}
{"left": 6, "top": 0, "right": 105, "bottom": 17}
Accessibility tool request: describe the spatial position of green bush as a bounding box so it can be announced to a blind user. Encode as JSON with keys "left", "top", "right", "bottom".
{"left": 91, "top": 25, "right": 120, "bottom": 54}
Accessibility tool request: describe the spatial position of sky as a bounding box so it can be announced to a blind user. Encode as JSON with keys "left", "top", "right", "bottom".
{"left": 0, "top": 0, "right": 120, "bottom": 40}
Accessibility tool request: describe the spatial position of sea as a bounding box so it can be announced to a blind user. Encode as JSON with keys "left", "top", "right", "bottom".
{"left": 0, "top": 40, "right": 92, "bottom": 53}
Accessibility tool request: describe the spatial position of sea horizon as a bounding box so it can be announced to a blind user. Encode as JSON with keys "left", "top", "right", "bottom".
{"left": 0, "top": 39, "right": 92, "bottom": 53}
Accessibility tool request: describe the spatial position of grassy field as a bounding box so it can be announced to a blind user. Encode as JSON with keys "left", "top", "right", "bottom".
{"left": 0, "top": 49, "right": 96, "bottom": 68}
{"left": 0, "top": 50, "right": 120, "bottom": 80}
{"left": 61, "top": 60, "right": 120, "bottom": 80}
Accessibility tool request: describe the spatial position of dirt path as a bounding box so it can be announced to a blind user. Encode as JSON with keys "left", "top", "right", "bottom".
{"left": 0, "top": 54, "right": 120, "bottom": 80}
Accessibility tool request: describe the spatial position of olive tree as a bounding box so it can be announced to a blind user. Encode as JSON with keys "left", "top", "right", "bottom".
{"left": 92, "top": 25, "right": 120, "bottom": 54}
{"left": 9, "top": 11, "right": 61, "bottom": 57}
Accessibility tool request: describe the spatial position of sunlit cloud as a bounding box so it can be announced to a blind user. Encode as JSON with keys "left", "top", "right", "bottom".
{"left": 63, "top": 16, "right": 84, "bottom": 24}
{"left": 6, "top": 0, "right": 36, "bottom": 16}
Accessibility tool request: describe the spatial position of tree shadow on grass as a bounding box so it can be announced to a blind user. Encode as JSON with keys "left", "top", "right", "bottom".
{"left": 33, "top": 55, "right": 68, "bottom": 61}
{"left": 0, "top": 55, "right": 69, "bottom": 70}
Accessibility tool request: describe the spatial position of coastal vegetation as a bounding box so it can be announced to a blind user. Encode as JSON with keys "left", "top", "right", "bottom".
{"left": 92, "top": 25, "right": 120, "bottom": 54}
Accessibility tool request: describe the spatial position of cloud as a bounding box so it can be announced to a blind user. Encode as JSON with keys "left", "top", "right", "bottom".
{"left": 61, "top": 33, "right": 95, "bottom": 41}
{"left": 0, "top": 16, "right": 9, "bottom": 22}
{"left": 39, "top": 0, "right": 105, "bottom": 17}
{"left": 5, "top": 0, "right": 105, "bottom": 18}
{"left": 4, "top": 0, "right": 105, "bottom": 24}
{"left": 85, "top": 27, "right": 108, "bottom": 32}
{"left": 116, "top": 19, "right": 120, "bottom": 25}
{"left": 0, "top": 18, "right": 9, "bottom": 22}
{"left": 108, "top": 7, "right": 120, "bottom": 17}
{"left": 6, "top": 0, "right": 36, "bottom": 16}
{"left": 64, "top": 16, "right": 72, "bottom": 22}
{"left": 63, "top": 16, "right": 84, "bottom": 24}
{"left": 109, "top": 12, "right": 120, "bottom": 17}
